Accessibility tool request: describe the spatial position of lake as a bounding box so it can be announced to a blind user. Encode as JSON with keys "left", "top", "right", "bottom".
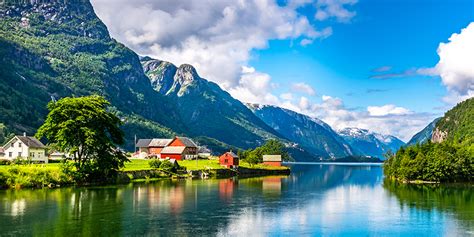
{"left": 0, "top": 164, "right": 472, "bottom": 236}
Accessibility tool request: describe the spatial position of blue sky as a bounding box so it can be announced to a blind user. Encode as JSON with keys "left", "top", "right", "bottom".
{"left": 92, "top": 0, "right": 474, "bottom": 140}
{"left": 253, "top": 0, "right": 474, "bottom": 113}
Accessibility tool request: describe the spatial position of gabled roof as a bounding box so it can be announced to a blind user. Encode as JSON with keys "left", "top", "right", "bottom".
{"left": 226, "top": 151, "right": 238, "bottom": 158}
{"left": 161, "top": 146, "right": 186, "bottom": 154}
{"left": 4, "top": 136, "right": 46, "bottom": 149}
{"left": 149, "top": 139, "right": 172, "bottom": 147}
{"left": 136, "top": 139, "right": 152, "bottom": 148}
{"left": 263, "top": 155, "right": 282, "bottom": 162}
{"left": 176, "top": 137, "right": 197, "bottom": 148}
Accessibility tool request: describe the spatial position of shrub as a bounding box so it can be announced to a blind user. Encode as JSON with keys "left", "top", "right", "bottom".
{"left": 159, "top": 160, "right": 176, "bottom": 172}
{"left": 149, "top": 159, "right": 162, "bottom": 169}
{"left": 0, "top": 159, "right": 11, "bottom": 165}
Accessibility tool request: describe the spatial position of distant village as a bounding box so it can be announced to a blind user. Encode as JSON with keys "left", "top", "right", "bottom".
{"left": 0, "top": 134, "right": 283, "bottom": 169}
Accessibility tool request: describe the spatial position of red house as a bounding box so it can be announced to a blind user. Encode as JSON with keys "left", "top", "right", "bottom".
{"left": 219, "top": 151, "right": 239, "bottom": 168}
{"left": 159, "top": 137, "right": 198, "bottom": 160}
{"left": 263, "top": 155, "right": 282, "bottom": 167}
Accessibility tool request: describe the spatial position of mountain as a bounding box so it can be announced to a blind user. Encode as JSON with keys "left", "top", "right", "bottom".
{"left": 406, "top": 118, "right": 441, "bottom": 146}
{"left": 0, "top": 1, "right": 187, "bottom": 149}
{"left": 246, "top": 104, "right": 354, "bottom": 160}
{"left": 337, "top": 128, "right": 405, "bottom": 159}
{"left": 432, "top": 97, "right": 473, "bottom": 145}
{"left": 141, "top": 57, "right": 283, "bottom": 150}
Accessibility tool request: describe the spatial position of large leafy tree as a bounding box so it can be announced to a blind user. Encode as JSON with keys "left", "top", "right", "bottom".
{"left": 36, "top": 95, "right": 128, "bottom": 181}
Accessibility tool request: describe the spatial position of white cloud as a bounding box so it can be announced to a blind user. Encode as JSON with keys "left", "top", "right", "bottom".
{"left": 435, "top": 22, "right": 474, "bottom": 103}
{"left": 91, "top": 0, "right": 330, "bottom": 89}
{"left": 300, "top": 38, "right": 314, "bottom": 46}
{"left": 228, "top": 66, "right": 279, "bottom": 105}
{"left": 299, "top": 96, "right": 311, "bottom": 110}
{"left": 367, "top": 104, "right": 412, "bottom": 116}
{"left": 315, "top": 0, "right": 358, "bottom": 22}
{"left": 280, "top": 93, "right": 294, "bottom": 101}
{"left": 291, "top": 82, "right": 316, "bottom": 96}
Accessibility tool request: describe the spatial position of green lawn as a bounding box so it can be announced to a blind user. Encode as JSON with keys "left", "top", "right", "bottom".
{"left": 0, "top": 158, "right": 289, "bottom": 172}
{"left": 178, "top": 159, "right": 224, "bottom": 170}
{"left": 122, "top": 159, "right": 154, "bottom": 171}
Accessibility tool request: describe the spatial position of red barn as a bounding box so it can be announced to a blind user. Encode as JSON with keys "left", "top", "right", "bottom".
{"left": 219, "top": 151, "right": 239, "bottom": 168}
{"left": 263, "top": 155, "right": 282, "bottom": 167}
{"left": 159, "top": 137, "right": 198, "bottom": 160}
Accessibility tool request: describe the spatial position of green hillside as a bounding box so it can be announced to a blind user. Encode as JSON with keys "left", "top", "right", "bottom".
{"left": 384, "top": 98, "right": 474, "bottom": 182}
{"left": 0, "top": 2, "right": 193, "bottom": 150}
{"left": 434, "top": 98, "right": 474, "bottom": 145}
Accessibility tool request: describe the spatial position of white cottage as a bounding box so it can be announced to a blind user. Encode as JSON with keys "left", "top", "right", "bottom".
{"left": 2, "top": 134, "right": 47, "bottom": 163}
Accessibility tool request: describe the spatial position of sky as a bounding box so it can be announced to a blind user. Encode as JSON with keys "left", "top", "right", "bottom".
{"left": 90, "top": 0, "right": 474, "bottom": 141}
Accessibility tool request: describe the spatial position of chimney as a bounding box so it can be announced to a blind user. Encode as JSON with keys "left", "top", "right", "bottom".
{"left": 23, "top": 132, "right": 26, "bottom": 137}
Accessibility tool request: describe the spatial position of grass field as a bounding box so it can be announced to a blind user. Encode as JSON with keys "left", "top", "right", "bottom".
{"left": 0, "top": 158, "right": 289, "bottom": 172}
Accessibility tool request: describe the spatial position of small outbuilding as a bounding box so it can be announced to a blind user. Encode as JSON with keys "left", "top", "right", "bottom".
{"left": 262, "top": 155, "right": 282, "bottom": 167}
{"left": 219, "top": 151, "right": 239, "bottom": 169}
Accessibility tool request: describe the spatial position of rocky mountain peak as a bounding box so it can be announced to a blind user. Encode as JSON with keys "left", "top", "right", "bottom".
{"left": 175, "top": 64, "right": 199, "bottom": 83}
{"left": 0, "top": 1, "right": 109, "bottom": 39}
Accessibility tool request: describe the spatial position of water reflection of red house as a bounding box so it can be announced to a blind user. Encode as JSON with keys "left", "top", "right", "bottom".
{"left": 169, "top": 186, "right": 185, "bottom": 214}
{"left": 219, "top": 179, "right": 235, "bottom": 201}
{"left": 262, "top": 176, "right": 282, "bottom": 193}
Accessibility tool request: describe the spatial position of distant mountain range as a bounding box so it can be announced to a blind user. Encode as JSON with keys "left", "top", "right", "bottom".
{"left": 247, "top": 104, "right": 354, "bottom": 159}
{"left": 337, "top": 128, "right": 405, "bottom": 159}
{"left": 0, "top": 1, "right": 408, "bottom": 161}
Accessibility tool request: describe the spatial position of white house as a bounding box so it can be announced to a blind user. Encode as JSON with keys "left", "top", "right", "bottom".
{"left": 1, "top": 134, "right": 48, "bottom": 163}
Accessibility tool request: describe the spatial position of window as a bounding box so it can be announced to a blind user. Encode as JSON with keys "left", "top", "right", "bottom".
{"left": 18, "top": 142, "right": 22, "bottom": 147}
{"left": 38, "top": 152, "right": 43, "bottom": 158}
{"left": 9, "top": 152, "right": 12, "bottom": 157}
{"left": 18, "top": 152, "right": 22, "bottom": 157}
{"left": 30, "top": 152, "right": 35, "bottom": 158}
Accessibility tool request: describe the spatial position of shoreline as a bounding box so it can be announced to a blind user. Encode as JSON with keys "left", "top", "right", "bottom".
{"left": 0, "top": 164, "right": 291, "bottom": 190}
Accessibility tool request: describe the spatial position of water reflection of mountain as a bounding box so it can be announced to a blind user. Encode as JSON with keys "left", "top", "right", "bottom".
{"left": 285, "top": 164, "right": 383, "bottom": 191}
{"left": 383, "top": 180, "right": 474, "bottom": 232}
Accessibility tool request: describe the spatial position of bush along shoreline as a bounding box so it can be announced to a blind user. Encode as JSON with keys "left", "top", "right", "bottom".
{"left": 383, "top": 141, "right": 473, "bottom": 184}
{"left": 0, "top": 159, "right": 290, "bottom": 190}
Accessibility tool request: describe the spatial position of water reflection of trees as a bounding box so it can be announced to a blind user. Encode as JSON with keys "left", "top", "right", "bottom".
{"left": 0, "top": 187, "right": 125, "bottom": 236}
{"left": 383, "top": 180, "right": 474, "bottom": 230}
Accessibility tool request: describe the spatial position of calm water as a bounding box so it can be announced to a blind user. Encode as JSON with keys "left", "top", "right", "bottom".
{"left": 0, "top": 164, "right": 473, "bottom": 236}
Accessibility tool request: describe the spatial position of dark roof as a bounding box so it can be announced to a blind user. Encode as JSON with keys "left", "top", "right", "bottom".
{"left": 149, "top": 139, "right": 172, "bottom": 147}
{"left": 176, "top": 137, "right": 197, "bottom": 148}
{"left": 227, "top": 151, "right": 238, "bottom": 158}
{"left": 16, "top": 136, "right": 46, "bottom": 148}
{"left": 136, "top": 139, "right": 152, "bottom": 148}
